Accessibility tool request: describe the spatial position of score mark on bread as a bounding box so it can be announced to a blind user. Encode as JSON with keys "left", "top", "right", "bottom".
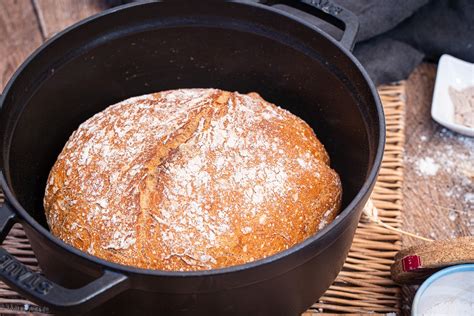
{"left": 44, "top": 89, "right": 341, "bottom": 271}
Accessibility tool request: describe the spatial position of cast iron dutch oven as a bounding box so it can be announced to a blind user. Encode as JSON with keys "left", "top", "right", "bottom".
{"left": 0, "top": 0, "right": 384, "bottom": 315}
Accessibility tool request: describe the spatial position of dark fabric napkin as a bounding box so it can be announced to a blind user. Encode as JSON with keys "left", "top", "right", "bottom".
{"left": 107, "top": 0, "right": 474, "bottom": 85}
{"left": 266, "top": 0, "right": 474, "bottom": 85}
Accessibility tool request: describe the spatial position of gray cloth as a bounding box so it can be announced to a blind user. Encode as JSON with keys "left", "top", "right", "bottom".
{"left": 106, "top": 0, "right": 474, "bottom": 85}
{"left": 272, "top": 0, "right": 429, "bottom": 85}
{"left": 275, "top": 0, "right": 473, "bottom": 85}
{"left": 389, "top": 0, "right": 474, "bottom": 63}
{"left": 355, "top": 38, "right": 425, "bottom": 85}
{"left": 354, "top": 0, "right": 474, "bottom": 85}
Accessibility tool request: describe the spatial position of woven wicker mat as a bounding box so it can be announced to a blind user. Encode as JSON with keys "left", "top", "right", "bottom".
{"left": 0, "top": 83, "right": 405, "bottom": 315}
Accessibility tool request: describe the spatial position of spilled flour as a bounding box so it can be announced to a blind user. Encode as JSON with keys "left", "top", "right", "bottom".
{"left": 411, "top": 129, "right": 473, "bottom": 181}
{"left": 406, "top": 128, "right": 474, "bottom": 236}
{"left": 415, "top": 157, "right": 440, "bottom": 176}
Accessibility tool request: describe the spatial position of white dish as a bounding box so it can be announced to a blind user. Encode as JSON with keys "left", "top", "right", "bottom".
{"left": 431, "top": 54, "right": 474, "bottom": 137}
{"left": 412, "top": 264, "right": 474, "bottom": 316}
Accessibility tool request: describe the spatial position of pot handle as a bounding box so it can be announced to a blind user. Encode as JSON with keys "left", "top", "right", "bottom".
{"left": 264, "top": 0, "right": 359, "bottom": 51}
{"left": 0, "top": 201, "right": 129, "bottom": 314}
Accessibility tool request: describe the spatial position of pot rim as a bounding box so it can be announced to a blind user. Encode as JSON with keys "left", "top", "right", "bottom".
{"left": 0, "top": 0, "right": 385, "bottom": 277}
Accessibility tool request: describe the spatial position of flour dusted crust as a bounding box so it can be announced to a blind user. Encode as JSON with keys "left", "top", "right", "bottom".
{"left": 44, "top": 89, "right": 342, "bottom": 271}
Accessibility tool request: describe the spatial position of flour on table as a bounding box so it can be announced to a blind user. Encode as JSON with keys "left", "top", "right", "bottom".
{"left": 405, "top": 127, "right": 474, "bottom": 236}
{"left": 415, "top": 157, "right": 439, "bottom": 176}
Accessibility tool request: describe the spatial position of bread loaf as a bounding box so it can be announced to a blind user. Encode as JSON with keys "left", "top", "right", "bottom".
{"left": 44, "top": 89, "right": 341, "bottom": 271}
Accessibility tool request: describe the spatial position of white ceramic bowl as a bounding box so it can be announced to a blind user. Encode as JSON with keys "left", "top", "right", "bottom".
{"left": 412, "top": 264, "right": 474, "bottom": 315}
{"left": 431, "top": 54, "right": 474, "bottom": 137}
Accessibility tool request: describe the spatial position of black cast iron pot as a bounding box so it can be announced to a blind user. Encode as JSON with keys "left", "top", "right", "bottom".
{"left": 0, "top": 1, "right": 384, "bottom": 315}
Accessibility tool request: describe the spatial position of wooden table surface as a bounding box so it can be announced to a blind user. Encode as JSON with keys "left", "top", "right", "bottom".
{"left": 0, "top": 0, "right": 472, "bottom": 314}
{"left": 403, "top": 64, "right": 473, "bottom": 244}
{"left": 400, "top": 63, "right": 473, "bottom": 312}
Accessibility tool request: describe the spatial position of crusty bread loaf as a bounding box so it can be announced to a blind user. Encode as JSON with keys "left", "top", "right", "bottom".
{"left": 44, "top": 89, "right": 341, "bottom": 271}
